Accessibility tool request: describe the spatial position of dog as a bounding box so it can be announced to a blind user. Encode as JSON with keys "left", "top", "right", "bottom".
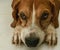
{"left": 11, "top": 0, "right": 60, "bottom": 47}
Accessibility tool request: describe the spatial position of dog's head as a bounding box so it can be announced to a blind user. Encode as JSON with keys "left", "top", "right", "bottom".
{"left": 11, "top": 0, "right": 59, "bottom": 47}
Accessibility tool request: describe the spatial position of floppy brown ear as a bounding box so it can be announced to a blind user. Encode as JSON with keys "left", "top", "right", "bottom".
{"left": 11, "top": 0, "right": 20, "bottom": 28}
{"left": 49, "top": 0, "right": 59, "bottom": 28}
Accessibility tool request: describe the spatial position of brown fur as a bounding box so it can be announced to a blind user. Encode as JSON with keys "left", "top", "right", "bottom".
{"left": 11, "top": 0, "right": 60, "bottom": 28}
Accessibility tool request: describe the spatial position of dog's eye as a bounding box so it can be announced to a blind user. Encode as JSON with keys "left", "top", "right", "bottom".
{"left": 20, "top": 12, "right": 27, "bottom": 20}
{"left": 41, "top": 12, "right": 49, "bottom": 20}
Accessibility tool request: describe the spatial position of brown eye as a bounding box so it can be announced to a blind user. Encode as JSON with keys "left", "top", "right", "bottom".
{"left": 20, "top": 12, "right": 27, "bottom": 20}
{"left": 41, "top": 12, "right": 49, "bottom": 20}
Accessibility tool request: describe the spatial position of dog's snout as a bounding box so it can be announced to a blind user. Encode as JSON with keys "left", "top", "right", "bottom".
{"left": 25, "top": 37, "right": 39, "bottom": 47}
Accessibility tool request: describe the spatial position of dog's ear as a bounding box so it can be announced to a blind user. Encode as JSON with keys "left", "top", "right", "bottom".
{"left": 11, "top": 0, "right": 21, "bottom": 28}
{"left": 49, "top": 0, "right": 59, "bottom": 28}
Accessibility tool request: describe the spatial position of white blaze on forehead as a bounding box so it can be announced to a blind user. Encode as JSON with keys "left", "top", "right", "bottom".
{"left": 32, "top": 4, "right": 35, "bottom": 26}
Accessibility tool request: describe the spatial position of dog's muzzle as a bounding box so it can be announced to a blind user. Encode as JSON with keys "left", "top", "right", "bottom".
{"left": 21, "top": 26, "right": 45, "bottom": 47}
{"left": 24, "top": 32, "right": 40, "bottom": 47}
{"left": 25, "top": 37, "right": 39, "bottom": 47}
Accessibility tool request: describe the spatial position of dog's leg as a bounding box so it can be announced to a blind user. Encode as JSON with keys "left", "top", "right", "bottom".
{"left": 12, "top": 26, "right": 21, "bottom": 45}
{"left": 45, "top": 24, "right": 57, "bottom": 46}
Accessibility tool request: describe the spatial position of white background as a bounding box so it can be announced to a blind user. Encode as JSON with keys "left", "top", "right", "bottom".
{"left": 0, "top": 0, "right": 60, "bottom": 50}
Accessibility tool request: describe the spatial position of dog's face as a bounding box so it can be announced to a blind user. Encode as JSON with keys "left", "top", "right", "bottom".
{"left": 11, "top": 0, "right": 59, "bottom": 47}
{"left": 17, "top": 0, "right": 52, "bottom": 47}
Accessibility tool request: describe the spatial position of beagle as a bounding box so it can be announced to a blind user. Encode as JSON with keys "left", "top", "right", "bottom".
{"left": 11, "top": 0, "right": 60, "bottom": 47}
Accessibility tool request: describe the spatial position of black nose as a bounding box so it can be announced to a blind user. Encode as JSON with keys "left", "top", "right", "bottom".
{"left": 25, "top": 37, "right": 39, "bottom": 47}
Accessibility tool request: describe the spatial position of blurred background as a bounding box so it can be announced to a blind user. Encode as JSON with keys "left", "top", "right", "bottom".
{"left": 0, "top": 0, "right": 60, "bottom": 50}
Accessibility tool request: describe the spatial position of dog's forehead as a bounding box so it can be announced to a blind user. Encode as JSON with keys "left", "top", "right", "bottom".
{"left": 18, "top": 0, "right": 50, "bottom": 17}
{"left": 18, "top": 0, "right": 50, "bottom": 11}
{"left": 20, "top": 0, "right": 33, "bottom": 6}
{"left": 18, "top": 0, "right": 33, "bottom": 12}
{"left": 34, "top": 0, "right": 49, "bottom": 9}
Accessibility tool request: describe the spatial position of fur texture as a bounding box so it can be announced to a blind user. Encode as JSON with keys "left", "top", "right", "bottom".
{"left": 11, "top": 0, "right": 60, "bottom": 47}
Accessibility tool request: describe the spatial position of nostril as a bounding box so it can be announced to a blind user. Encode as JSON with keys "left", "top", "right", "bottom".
{"left": 25, "top": 37, "right": 39, "bottom": 47}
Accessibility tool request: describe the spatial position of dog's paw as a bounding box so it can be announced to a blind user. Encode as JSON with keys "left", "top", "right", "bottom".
{"left": 12, "top": 33, "right": 19, "bottom": 45}
{"left": 46, "top": 33, "right": 57, "bottom": 46}
{"left": 12, "top": 33, "right": 21, "bottom": 45}
{"left": 45, "top": 24, "right": 57, "bottom": 46}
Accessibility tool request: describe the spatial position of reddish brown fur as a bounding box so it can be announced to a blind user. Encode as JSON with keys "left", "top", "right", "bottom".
{"left": 11, "top": 0, "right": 60, "bottom": 28}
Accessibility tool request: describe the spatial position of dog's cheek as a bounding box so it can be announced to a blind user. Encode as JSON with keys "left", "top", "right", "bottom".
{"left": 39, "top": 32, "right": 45, "bottom": 43}
{"left": 19, "top": 18, "right": 27, "bottom": 27}
{"left": 40, "top": 15, "right": 52, "bottom": 29}
{"left": 21, "top": 21, "right": 26, "bottom": 27}
{"left": 35, "top": 28, "right": 45, "bottom": 45}
{"left": 16, "top": 18, "right": 27, "bottom": 27}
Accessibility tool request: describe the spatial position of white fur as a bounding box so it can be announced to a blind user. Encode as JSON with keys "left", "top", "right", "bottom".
{"left": 46, "top": 24, "right": 57, "bottom": 45}
{"left": 13, "top": 23, "right": 57, "bottom": 46}
{"left": 13, "top": 4, "right": 57, "bottom": 47}
{"left": 16, "top": 4, "right": 45, "bottom": 46}
{"left": 13, "top": 4, "right": 45, "bottom": 46}
{"left": 32, "top": 4, "right": 35, "bottom": 26}
{"left": 20, "top": 25, "right": 45, "bottom": 46}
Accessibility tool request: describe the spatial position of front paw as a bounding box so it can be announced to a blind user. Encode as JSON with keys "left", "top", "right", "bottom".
{"left": 12, "top": 33, "right": 20, "bottom": 45}
{"left": 46, "top": 33, "right": 57, "bottom": 46}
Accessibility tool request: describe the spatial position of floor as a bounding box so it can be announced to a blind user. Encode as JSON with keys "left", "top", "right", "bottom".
{"left": 0, "top": 0, "right": 60, "bottom": 50}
